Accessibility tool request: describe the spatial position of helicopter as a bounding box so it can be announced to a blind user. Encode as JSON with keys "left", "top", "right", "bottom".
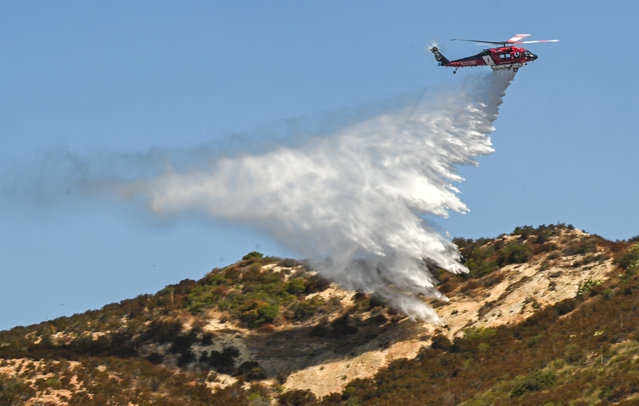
{"left": 429, "top": 34, "right": 558, "bottom": 73}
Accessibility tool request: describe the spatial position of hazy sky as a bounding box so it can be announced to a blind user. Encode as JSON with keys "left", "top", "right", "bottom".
{"left": 2, "top": 1, "right": 638, "bottom": 330}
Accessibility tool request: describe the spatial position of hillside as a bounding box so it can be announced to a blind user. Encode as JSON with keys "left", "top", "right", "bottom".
{"left": 1, "top": 224, "right": 638, "bottom": 405}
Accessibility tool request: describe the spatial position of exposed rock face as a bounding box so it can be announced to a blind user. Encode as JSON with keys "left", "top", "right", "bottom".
{"left": 438, "top": 230, "right": 615, "bottom": 336}
{"left": 267, "top": 228, "right": 617, "bottom": 396}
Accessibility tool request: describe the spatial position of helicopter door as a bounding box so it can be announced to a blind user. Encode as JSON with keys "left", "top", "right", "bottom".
{"left": 482, "top": 55, "right": 495, "bottom": 66}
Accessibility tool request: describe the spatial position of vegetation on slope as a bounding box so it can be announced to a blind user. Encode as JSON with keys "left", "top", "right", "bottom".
{"left": 436, "top": 223, "right": 619, "bottom": 295}
{"left": 281, "top": 230, "right": 639, "bottom": 405}
{"left": 0, "top": 254, "right": 337, "bottom": 405}
{"left": 1, "top": 224, "right": 637, "bottom": 405}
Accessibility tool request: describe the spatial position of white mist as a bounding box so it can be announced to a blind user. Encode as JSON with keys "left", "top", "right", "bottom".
{"left": 117, "top": 71, "right": 515, "bottom": 323}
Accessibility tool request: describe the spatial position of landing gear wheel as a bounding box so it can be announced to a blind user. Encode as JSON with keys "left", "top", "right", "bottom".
{"left": 513, "top": 67, "right": 519, "bottom": 72}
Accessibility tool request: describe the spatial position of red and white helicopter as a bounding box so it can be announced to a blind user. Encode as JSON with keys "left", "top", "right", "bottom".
{"left": 429, "top": 34, "right": 558, "bottom": 73}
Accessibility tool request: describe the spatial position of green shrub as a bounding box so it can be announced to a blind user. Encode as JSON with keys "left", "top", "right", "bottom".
{"left": 477, "top": 342, "right": 490, "bottom": 353}
{"left": 243, "top": 263, "right": 266, "bottom": 282}
{"left": 525, "top": 335, "right": 542, "bottom": 348}
{"left": 463, "top": 327, "right": 497, "bottom": 342}
{"left": 620, "top": 243, "right": 639, "bottom": 275}
{"left": 243, "top": 251, "right": 264, "bottom": 260}
{"left": 514, "top": 225, "right": 536, "bottom": 240}
{"left": 224, "top": 267, "right": 241, "bottom": 282}
{"left": 577, "top": 279, "right": 603, "bottom": 297}
{"left": 431, "top": 335, "right": 454, "bottom": 351}
{"left": 465, "top": 258, "right": 498, "bottom": 278}
{"left": 458, "top": 244, "right": 498, "bottom": 278}
{"left": 186, "top": 285, "right": 215, "bottom": 313}
{"left": 510, "top": 370, "right": 557, "bottom": 397}
{"left": 534, "top": 229, "right": 553, "bottom": 244}
{"left": 4, "top": 378, "right": 29, "bottom": 393}
{"left": 291, "top": 300, "right": 319, "bottom": 321}
{"left": 575, "top": 243, "right": 595, "bottom": 255}
{"left": 305, "top": 274, "right": 331, "bottom": 293}
{"left": 237, "top": 361, "right": 267, "bottom": 381}
{"left": 627, "top": 260, "right": 639, "bottom": 276}
{"left": 45, "top": 377, "right": 62, "bottom": 389}
{"left": 343, "top": 385, "right": 358, "bottom": 400}
{"left": 239, "top": 300, "right": 279, "bottom": 328}
{"left": 247, "top": 392, "right": 264, "bottom": 402}
{"left": 498, "top": 242, "right": 531, "bottom": 266}
{"left": 285, "top": 278, "right": 307, "bottom": 295}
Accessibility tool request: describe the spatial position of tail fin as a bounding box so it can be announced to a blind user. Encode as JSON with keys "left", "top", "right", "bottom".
{"left": 430, "top": 47, "right": 449, "bottom": 65}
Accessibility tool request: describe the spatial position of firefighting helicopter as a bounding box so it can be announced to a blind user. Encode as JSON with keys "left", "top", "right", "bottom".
{"left": 429, "top": 34, "right": 558, "bottom": 73}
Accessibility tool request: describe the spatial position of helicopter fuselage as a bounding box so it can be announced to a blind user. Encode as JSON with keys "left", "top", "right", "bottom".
{"left": 432, "top": 46, "right": 538, "bottom": 72}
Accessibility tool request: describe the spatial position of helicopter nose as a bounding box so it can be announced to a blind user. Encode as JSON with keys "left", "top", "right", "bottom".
{"left": 531, "top": 53, "right": 538, "bottom": 60}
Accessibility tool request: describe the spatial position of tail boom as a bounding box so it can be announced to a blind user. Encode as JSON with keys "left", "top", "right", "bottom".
{"left": 429, "top": 47, "right": 449, "bottom": 65}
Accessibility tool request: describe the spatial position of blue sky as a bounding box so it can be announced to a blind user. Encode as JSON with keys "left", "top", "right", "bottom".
{"left": 1, "top": 1, "right": 637, "bottom": 330}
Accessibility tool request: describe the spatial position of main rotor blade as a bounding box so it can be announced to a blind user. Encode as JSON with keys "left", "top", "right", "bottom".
{"left": 511, "top": 39, "right": 559, "bottom": 44}
{"left": 452, "top": 39, "right": 506, "bottom": 45}
{"left": 507, "top": 34, "right": 531, "bottom": 43}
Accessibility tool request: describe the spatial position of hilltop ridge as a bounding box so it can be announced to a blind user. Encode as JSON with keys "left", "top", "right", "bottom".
{"left": 1, "top": 224, "right": 638, "bottom": 405}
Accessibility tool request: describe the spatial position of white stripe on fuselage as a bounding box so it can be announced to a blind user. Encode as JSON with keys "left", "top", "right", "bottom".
{"left": 482, "top": 55, "right": 495, "bottom": 66}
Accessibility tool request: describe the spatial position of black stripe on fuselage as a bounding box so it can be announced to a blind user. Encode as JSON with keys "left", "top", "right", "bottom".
{"left": 450, "top": 50, "right": 491, "bottom": 63}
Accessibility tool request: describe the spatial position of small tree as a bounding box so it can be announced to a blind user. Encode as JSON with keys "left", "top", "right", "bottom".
{"left": 239, "top": 300, "right": 279, "bottom": 328}
{"left": 620, "top": 243, "right": 639, "bottom": 274}
{"left": 285, "top": 278, "right": 307, "bottom": 295}
{"left": 510, "top": 370, "right": 557, "bottom": 397}
{"left": 498, "top": 242, "right": 531, "bottom": 266}
{"left": 243, "top": 251, "right": 264, "bottom": 261}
